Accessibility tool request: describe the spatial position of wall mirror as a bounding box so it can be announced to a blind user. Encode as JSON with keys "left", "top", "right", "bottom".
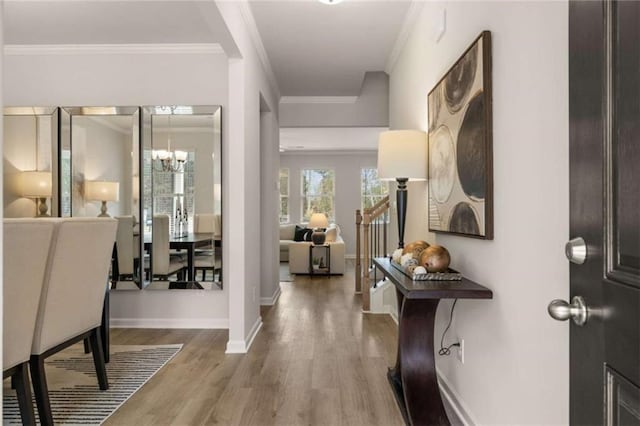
{"left": 142, "top": 106, "right": 222, "bottom": 290}
{"left": 3, "top": 107, "right": 59, "bottom": 218}
{"left": 60, "top": 107, "right": 142, "bottom": 290}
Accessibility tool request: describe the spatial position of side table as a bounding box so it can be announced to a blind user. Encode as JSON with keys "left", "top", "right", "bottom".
{"left": 373, "top": 257, "right": 492, "bottom": 425}
{"left": 309, "top": 244, "right": 331, "bottom": 276}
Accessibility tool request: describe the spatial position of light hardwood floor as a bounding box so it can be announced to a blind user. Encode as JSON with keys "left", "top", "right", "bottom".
{"left": 105, "top": 264, "right": 404, "bottom": 425}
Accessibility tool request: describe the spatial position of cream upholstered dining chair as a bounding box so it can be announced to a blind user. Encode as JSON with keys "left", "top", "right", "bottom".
{"left": 193, "top": 213, "right": 221, "bottom": 280}
{"left": 3, "top": 219, "right": 56, "bottom": 425}
{"left": 29, "top": 218, "right": 117, "bottom": 426}
{"left": 114, "top": 216, "right": 139, "bottom": 284}
{"left": 144, "top": 214, "right": 185, "bottom": 281}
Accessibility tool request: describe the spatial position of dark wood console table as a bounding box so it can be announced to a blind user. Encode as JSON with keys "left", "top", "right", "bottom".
{"left": 373, "top": 257, "right": 493, "bottom": 426}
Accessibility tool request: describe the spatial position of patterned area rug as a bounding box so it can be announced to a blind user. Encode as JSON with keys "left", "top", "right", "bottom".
{"left": 3, "top": 344, "right": 182, "bottom": 425}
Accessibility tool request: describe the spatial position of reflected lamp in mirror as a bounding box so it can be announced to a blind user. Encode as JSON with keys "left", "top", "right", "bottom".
{"left": 19, "top": 171, "right": 52, "bottom": 217}
{"left": 85, "top": 180, "right": 119, "bottom": 217}
{"left": 309, "top": 212, "right": 329, "bottom": 245}
{"left": 377, "top": 130, "right": 427, "bottom": 249}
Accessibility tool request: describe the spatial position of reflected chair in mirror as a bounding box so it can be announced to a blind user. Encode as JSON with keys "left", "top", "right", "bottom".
{"left": 29, "top": 218, "right": 117, "bottom": 425}
{"left": 3, "top": 219, "right": 56, "bottom": 425}
{"left": 193, "top": 213, "right": 221, "bottom": 281}
{"left": 113, "top": 216, "right": 140, "bottom": 287}
{"left": 145, "top": 214, "right": 185, "bottom": 281}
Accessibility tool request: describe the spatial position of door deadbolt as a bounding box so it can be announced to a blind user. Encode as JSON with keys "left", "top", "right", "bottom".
{"left": 565, "top": 237, "right": 587, "bottom": 264}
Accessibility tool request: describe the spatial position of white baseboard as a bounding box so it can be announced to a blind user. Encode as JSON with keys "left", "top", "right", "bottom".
{"left": 388, "top": 310, "right": 398, "bottom": 324}
{"left": 110, "top": 318, "right": 229, "bottom": 329}
{"left": 382, "top": 310, "right": 472, "bottom": 424}
{"left": 225, "top": 316, "right": 263, "bottom": 354}
{"left": 260, "top": 284, "right": 282, "bottom": 306}
{"left": 436, "top": 367, "right": 477, "bottom": 426}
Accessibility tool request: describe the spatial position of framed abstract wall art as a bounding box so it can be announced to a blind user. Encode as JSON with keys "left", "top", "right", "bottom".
{"left": 428, "top": 31, "right": 493, "bottom": 239}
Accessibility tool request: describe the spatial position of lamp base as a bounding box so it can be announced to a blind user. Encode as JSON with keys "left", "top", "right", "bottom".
{"left": 98, "top": 201, "right": 111, "bottom": 218}
{"left": 396, "top": 178, "right": 408, "bottom": 249}
{"left": 312, "top": 230, "right": 326, "bottom": 245}
{"left": 36, "top": 197, "right": 50, "bottom": 217}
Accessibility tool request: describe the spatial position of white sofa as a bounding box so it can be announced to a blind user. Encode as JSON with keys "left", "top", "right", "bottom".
{"left": 280, "top": 223, "right": 345, "bottom": 275}
{"left": 279, "top": 223, "right": 297, "bottom": 262}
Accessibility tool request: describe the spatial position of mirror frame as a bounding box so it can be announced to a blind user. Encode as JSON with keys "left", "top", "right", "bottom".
{"left": 60, "top": 106, "right": 143, "bottom": 290}
{"left": 3, "top": 107, "right": 60, "bottom": 217}
{"left": 141, "top": 105, "right": 223, "bottom": 290}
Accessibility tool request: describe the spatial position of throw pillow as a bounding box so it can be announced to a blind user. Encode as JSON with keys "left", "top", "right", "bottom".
{"left": 294, "top": 225, "right": 312, "bottom": 242}
{"left": 304, "top": 229, "right": 313, "bottom": 242}
{"left": 325, "top": 226, "right": 337, "bottom": 243}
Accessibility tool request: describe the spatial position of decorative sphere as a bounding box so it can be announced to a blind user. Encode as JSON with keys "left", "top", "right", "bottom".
{"left": 414, "top": 266, "right": 427, "bottom": 275}
{"left": 419, "top": 245, "right": 451, "bottom": 272}
{"left": 402, "top": 240, "right": 430, "bottom": 256}
{"left": 406, "top": 264, "right": 418, "bottom": 275}
{"left": 400, "top": 253, "right": 414, "bottom": 267}
{"left": 392, "top": 248, "right": 404, "bottom": 264}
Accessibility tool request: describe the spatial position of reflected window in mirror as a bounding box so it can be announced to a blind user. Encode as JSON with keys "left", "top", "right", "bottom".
{"left": 142, "top": 106, "right": 222, "bottom": 290}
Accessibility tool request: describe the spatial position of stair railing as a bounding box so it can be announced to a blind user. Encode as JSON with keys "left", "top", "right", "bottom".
{"left": 355, "top": 195, "right": 390, "bottom": 311}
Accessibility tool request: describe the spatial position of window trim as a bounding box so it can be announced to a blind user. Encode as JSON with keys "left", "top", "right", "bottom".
{"left": 360, "top": 167, "right": 389, "bottom": 221}
{"left": 300, "top": 168, "right": 336, "bottom": 222}
{"left": 279, "top": 167, "right": 290, "bottom": 224}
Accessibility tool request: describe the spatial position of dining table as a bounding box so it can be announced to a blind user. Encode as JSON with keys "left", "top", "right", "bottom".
{"left": 144, "top": 233, "right": 217, "bottom": 281}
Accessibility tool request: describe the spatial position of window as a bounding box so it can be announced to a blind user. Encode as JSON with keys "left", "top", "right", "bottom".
{"left": 279, "top": 168, "right": 290, "bottom": 223}
{"left": 361, "top": 168, "right": 389, "bottom": 211}
{"left": 301, "top": 169, "right": 335, "bottom": 222}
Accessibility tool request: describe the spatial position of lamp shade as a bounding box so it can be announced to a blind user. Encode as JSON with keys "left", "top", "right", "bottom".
{"left": 174, "top": 150, "right": 188, "bottom": 162}
{"left": 85, "top": 181, "right": 119, "bottom": 202}
{"left": 377, "top": 130, "right": 428, "bottom": 181}
{"left": 309, "top": 213, "right": 329, "bottom": 229}
{"left": 19, "top": 171, "right": 52, "bottom": 197}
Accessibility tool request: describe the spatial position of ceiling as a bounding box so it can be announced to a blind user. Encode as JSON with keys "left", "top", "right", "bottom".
{"left": 4, "top": 0, "right": 411, "bottom": 99}
{"left": 250, "top": 0, "right": 411, "bottom": 96}
{"left": 3, "top": 1, "right": 234, "bottom": 48}
{"left": 279, "top": 127, "right": 387, "bottom": 152}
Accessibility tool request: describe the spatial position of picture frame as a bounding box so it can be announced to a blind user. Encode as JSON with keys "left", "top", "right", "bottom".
{"left": 427, "top": 30, "right": 493, "bottom": 239}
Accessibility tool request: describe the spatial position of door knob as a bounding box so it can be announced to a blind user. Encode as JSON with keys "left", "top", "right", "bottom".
{"left": 565, "top": 237, "right": 587, "bottom": 264}
{"left": 548, "top": 296, "right": 588, "bottom": 326}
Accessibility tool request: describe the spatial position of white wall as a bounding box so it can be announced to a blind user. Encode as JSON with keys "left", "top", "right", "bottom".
{"left": 3, "top": 48, "right": 231, "bottom": 327}
{"left": 260, "top": 106, "right": 281, "bottom": 303}
{"left": 280, "top": 151, "right": 378, "bottom": 256}
{"left": 279, "top": 71, "right": 389, "bottom": 128}
{"left": 389, "top": 2, "right": 569, "bottom": 424}
{"left": 71, "top": 118, "right": 129, "bottom": 218}
{"left": 214, "top": 1, "right": 281, "bottom": 352}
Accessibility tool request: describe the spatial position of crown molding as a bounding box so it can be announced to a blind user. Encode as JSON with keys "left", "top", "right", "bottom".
{"left": 3, "top": 43, "right": 225, "bottom": 56}
{"left": 385, "top": 0, "right": 425, "bottom": 74}
{"left": 237, "top": 1, "right": 281, "bottom": 100}
{"left": 280, "top": 96, "right": 358, "bottom": 104}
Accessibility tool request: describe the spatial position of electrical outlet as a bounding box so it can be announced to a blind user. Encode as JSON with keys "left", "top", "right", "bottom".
{"left": 457, "top": 337, "right": 465, "bottom": 364}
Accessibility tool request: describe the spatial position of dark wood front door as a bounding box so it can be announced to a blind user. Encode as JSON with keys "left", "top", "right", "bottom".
{"left": 566, "top": 1, "right": 640, "bottom": 424}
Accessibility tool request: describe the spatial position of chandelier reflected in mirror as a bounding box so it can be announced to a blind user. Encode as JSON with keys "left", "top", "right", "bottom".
{"left": 152, "top": 113, "right": 188, "bottom": 172}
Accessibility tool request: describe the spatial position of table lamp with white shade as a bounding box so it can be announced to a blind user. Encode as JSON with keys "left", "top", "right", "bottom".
{"left": 85, "top": 181, "right": 119, "bottom": 217}
{"left": 309, "top": 212, "right": 329, "bottom": 245}
{"left": 377, "top": 130, "right": 427, "bottom": 249}
{"left": 19, "top": 171, "right": 52, "bottom": 217}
